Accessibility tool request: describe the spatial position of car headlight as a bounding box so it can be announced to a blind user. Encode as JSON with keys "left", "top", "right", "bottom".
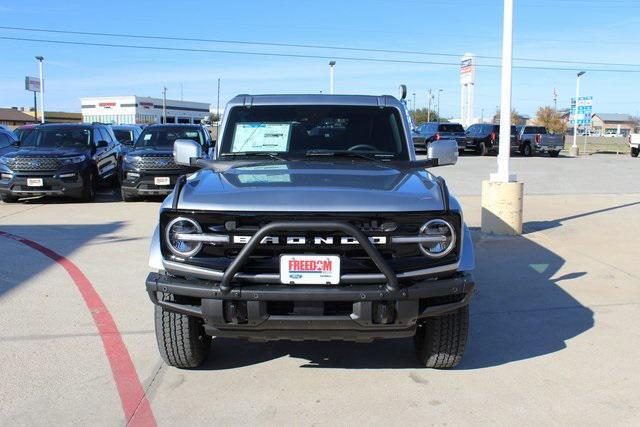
{"left": 59, "top": 155, "right": 86, "bottom": 165}
{"left": 124, "top": 155, "right": 142, "bottom": 164}
{"left": 418, "top": 219, "right": 456, "bottom": 258}
{"left": 165, "top": 217, "right": 203, "bottom": 257}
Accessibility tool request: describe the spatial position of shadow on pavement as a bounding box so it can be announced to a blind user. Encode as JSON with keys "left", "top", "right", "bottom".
{"left": 524, "top": 200, "right": 640, "bottom": 234}
{"left": 0, "top": 222, "right": 128, "bottom": 297}
{"left": 198, "top": 230, "right": 594, "bottom": 370}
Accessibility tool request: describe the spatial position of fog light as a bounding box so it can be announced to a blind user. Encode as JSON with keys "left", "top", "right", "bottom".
{"left": 1, "top": 173, "right": 12, "bottom": 180}
{"left": 127, "top": 172, "right": 140, "bottom": 179}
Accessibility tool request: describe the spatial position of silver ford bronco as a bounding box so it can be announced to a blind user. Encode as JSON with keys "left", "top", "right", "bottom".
{"left": 146, "top": 94, "right": 475, "bottom": 369}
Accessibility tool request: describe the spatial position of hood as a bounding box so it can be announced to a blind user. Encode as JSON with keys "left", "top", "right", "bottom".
{"left": 125, "top": 147, "right": 173, "bottom": 157}
{"left": 175, "top": 161, "right": 446, "bottom": 212}
{"left": 6, "top": 146, "right": 89, "bottom": 158}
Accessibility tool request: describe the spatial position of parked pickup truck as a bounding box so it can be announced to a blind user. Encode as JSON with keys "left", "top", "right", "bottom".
{"left": 516, "top": 125, "right": 564, "bottom": 157}
{"left": 629, "top": 134, "right": 640, "bottom": 157}
{"left": 146, "top": 94, "right": 475, "bottom": 369}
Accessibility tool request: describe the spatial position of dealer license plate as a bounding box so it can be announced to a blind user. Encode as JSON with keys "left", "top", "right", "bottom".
{"left": 280, "top": 255, "right": 340, "bottom": 285}
{"left": 154, "top": 177, "right": 170, "bottom": 186}
{"left": 27, "top": 178, "right": 43, "bottom": 187}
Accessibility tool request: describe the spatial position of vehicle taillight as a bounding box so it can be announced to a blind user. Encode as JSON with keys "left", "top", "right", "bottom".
{"left": 490, "top": 132, "right": 496, "bottom": 142}
{"left": 435, "top": 132, "right": 441, "bottom": 141}
{"left": 535, "top": 134, "right": 542, "bottom": 144}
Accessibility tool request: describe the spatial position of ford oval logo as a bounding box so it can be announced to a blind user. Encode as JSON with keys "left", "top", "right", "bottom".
{"left": 28, "top": 161, "right": 41, "bottom": 168}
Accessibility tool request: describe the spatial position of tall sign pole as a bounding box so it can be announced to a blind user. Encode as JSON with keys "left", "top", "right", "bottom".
{"left": 35, "top": 56, "right": 45, "bottom": 123}
{"left": 162, "top": 87, "right": 167, "bottom": 124}
{"left": 481, "top": 0, "right": 523, "bottom": 235}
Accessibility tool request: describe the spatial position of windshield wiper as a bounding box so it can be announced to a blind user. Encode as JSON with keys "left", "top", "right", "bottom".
{"left": 220, "top": 151, "right": 288, "bottom": 161}
{"left": 304, "top": 150, "right": 395, "bottom": 161}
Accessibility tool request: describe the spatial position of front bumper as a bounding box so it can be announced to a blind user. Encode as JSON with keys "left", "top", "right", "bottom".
{"left": 121, "top": 170, "right": 183, "bottom": 196}
{"left": 0, "top": 171, "right": 84, "bottom": 198}
{"left": 146, "top": 271, "right": 475, "bottom": 342}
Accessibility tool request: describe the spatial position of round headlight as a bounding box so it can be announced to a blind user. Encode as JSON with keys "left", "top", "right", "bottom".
{"left": 419, "top": 219, "right": 456, "bottom": 258}
{"left": 165, "top": 217, "right": 202, "bottom": 257}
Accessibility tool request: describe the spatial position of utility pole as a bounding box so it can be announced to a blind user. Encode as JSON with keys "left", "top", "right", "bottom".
{"left": 162, "top": 86, "right": 167, "bottom": 124}
{"left": 427, "top": 89, "right": 433, "bottom": 122}
{"left": 412, "top": 93, "right": 416, "bottom": 111}
{"left": 35, "top": 56, "right": 45, "bottom": 123}
{"left": 180, "top": 83, "right": 184, "bottom": 101}
{"left": 329, "top": 61, "right": 336, "bottom": 94}
{"left": 571, "top": 71, "right": 585, "bottom": 156}
{"left": 216, "top": 78, "right": 221, "bottom": 122}
{"left": 553, "top": 88, "right": 558, "bottom": 112}
{"left": 437, "top": 89, "right": 443, "bottom": 122}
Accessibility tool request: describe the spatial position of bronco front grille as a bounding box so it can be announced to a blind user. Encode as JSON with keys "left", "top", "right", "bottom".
{"left": 136, "top": 156, "right": 179, "bottom": 170}
{"left": 160, "top": 211, "right": 462, "bottom": 277}
{"left": 12, "top": 157, "right": 61, "bottom": 171}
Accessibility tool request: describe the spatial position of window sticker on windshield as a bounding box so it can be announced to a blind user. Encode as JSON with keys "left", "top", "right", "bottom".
{"left": 231, "top": 123, "right": 291, "bottom": 152}
{"left": 143, "top": 133, "right": 152, "bottom": 140}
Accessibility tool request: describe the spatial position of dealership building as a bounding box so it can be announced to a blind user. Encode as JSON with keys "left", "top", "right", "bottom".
{"left": 80, "top": 96, "right": 210, "bottom": 125}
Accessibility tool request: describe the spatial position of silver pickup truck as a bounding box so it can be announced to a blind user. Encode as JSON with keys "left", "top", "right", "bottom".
{"left": 145, "top": 94, "right": 475, "bottom": 369}
{"left": 516, "top": 125, "right": 564, "bottom": 157}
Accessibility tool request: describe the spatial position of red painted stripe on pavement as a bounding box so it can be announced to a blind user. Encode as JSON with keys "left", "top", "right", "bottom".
{"left": 0, "top": 230, "right": 156, "bottom": 426}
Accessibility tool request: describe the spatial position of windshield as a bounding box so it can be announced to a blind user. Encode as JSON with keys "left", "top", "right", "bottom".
{"left": 136, "top": 127, "right": 204, "bottom": 148}
{"left": 438, "top": 124, "right": 465, "bottom": 133}
{"left": 21, "top": 127, "right": 91, "bottom": 149}
{"left": 220, "top": 105, "right": 409, "bottom": 160}
{"left": 113, "top": 129, "right": 133, "bottom": 142}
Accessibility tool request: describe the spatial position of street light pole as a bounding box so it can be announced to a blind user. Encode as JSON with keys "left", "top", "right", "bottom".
{"left": 412, "top": 93, "right": 416, "bottom": 111}
{"left": 162, "top": 87, "right": 167, "bottom": 124}
{"left": 35, "top": 56, "right": 45, "bottom": 123}
{"left": 571, "top": 71, "right": 586, "bottom": 156}
{"left": 427, "top": 89, "right": 433, "bottom": 122}
{"left": 437, "top": 89, "right": 443, "bottom": 122}
{"left": 329, "top": 61, "right": 336, "bottom": 94}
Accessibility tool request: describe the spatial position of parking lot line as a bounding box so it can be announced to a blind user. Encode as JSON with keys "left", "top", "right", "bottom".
{"left": 0, "top": 230, "right": 156, "bottom": 427}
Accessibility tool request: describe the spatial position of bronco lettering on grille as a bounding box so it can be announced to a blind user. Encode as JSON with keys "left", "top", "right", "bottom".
{"left": 231, "top": 236, "right": 387, "bottom": 245}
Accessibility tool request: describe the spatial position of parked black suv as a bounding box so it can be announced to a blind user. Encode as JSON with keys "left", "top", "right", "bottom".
{"left": 464, "top": 123, "right": 517, "bottom": 155}
{"left": 0, "top": 123, "right": 120, "bottom": 203}
{"left": 414, "top": 122, "right": 467, "bottom": 155}
{"left": 119, "top": 124, "right": 212, "bottom": 201}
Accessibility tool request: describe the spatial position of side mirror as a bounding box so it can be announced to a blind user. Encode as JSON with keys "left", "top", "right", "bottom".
{"left": 427, "top": 139, "right": 458, "bottom": 166}
{"left": 174, "top": 139, "right": 203, "bottom": 166}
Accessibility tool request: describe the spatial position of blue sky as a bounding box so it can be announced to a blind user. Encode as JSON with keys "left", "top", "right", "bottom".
{"left": 1, "top": 0, "right": 639, "bottom": 118}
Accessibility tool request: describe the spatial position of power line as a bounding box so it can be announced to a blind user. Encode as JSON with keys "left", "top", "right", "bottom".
{"left": 2, "top": 35, "right": 640, "bottom": 74}
{"left": 1, "top": 25, "right": 640, "bottom": 68}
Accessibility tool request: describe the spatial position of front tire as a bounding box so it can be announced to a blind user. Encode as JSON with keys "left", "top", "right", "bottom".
{"left": 0, "top": 193, "right": 19, "bottom": 203}
{"left": 631, "top": 147, "right": 639, "bottom": 158}
{"left": 121, "top": 190, "right": 137, "bottom": 202}
{"left": 414, "top": 306, "right": 469, "bottom": 369}
{"left": 155, "top": 293, "right": 211, "bottom": 368}
{"left": 80, "top": 171, "right": 96, "bottom": 202}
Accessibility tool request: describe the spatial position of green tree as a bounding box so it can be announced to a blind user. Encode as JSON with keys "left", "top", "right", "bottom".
{"left": 411, "top": 108, "right": 446, "bottom": 125}
{"left": 534, "top": 106, "right": 566, "bottom": 134}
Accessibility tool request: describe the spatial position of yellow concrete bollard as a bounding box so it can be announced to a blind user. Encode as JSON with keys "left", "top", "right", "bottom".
{"left": 481, "top": 180, "right": 524, "bottom": 235}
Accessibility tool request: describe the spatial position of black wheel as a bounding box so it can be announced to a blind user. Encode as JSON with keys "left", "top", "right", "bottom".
{"left": 0, "top": 193, "right": 19, "bottom": 203}
{"left": 521, "top": 143, "right": 532, "bottom": 157}
{"left": 549, "top": 150, "right": 560, "bottom": 157}
{"left": 477, "top": 142, "right": 489, "bottom": 156}
{"left": 414, "top": 306, "right": 469, "bottom": 369}
{"left": 155, "top": 293, "right": 211, "bottom": 368}
{"left": 80, "top": 171, "right": 96, "bottom": 202}
{"left": 121, "top": 190, "right": 137, "bottom": 202}
{"left": 631, "top": 147, "right": 639, "bottom": 158}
